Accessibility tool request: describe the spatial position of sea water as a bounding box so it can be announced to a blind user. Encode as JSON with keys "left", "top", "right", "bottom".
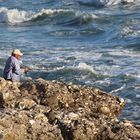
{"left": 0, "top": 0, "right": 140, "bottom": 123}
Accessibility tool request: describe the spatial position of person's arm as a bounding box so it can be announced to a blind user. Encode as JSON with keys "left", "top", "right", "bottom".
{"left": 21, "top": 66, "right": 30, "bottom": 74}
{"left": 12, "top": 59, "right": 21, "bottom": 75}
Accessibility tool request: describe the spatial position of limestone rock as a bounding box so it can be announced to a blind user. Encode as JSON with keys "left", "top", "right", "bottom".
{"left": 0, "top": 77, "right": 139, "bottom": 140}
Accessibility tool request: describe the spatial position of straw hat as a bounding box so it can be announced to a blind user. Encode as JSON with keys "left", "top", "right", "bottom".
{"left": 12, "top": 49, "right": 23, "bottom": 56}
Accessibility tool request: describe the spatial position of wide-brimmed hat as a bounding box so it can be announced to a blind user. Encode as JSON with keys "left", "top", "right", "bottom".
{"left": 12, "top": 49, "right": 23, "bottom": 56}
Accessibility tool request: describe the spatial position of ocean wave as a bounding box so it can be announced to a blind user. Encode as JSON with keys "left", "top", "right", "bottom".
{"left": 28, "top": 62, "right": 97, "bottom": 76}
{"left": 77, "top": 0, "right": 136, "bottom": 7}
{"left": 56, "top": 13, "right": 98, "bottom": 26}
{"left": 0, "top": 7, "right": 72, "bottom": 24}
{"left": 47, "top": 27, "right": 104, "bottom": 37}
{"left": 0, "top": 7, "right": 33, "bottom": 24}
{"left": 0, "top": 7, "right": 98, "bottom": 25}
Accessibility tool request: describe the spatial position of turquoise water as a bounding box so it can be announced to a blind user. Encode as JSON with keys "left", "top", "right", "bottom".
{"left": 0, "top": 0, "right": 140, "bottom": 123}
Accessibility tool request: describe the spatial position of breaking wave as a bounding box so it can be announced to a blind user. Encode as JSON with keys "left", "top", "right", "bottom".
{"left": 0, "top": 7, "right": 98, "bottom": 25}
{"left": 78, "top": 0, "right": 138, "bottom": 7}
{"left": 77, "top": 62, "right": 96, "bottom": 73}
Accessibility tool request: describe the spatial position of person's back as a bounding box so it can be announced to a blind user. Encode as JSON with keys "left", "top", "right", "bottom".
{"left": 3, "top": 55, "right": 20, "bottom": 81}
{"left": 3, "top": 49, "right": 29, "bottom": 82}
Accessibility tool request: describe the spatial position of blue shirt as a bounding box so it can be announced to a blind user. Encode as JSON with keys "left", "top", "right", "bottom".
{"left": 3, "top": 56, "right": 21, "bottom": 81}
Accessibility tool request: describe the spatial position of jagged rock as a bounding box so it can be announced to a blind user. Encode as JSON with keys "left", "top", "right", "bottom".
{"left": 16, "top": 98, "right": 36, "bottom": 110}
{"left": 0, "top": 77, "right": 139, "bottom": 140}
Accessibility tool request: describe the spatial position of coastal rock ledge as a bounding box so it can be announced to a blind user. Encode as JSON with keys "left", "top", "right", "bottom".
{"left": 0, "top": 77, "right": 140, "bottom": 140}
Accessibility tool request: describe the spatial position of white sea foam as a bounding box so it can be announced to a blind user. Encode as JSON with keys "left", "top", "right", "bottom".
{"left": 136, "top": 94, "right": 140, "bottom": 98}
{"left": 106, "top": 0, "right": 121, "bottom": 6}
{"left": 105, "top": 0, "right": 135, "bottom": 6}
{"left": 110, "top": 84, "right": 126, "bottom": 94}
{"left": 94, "top": 78, "right": 111, "bottom": 86}
{"left": 78, "top": 0, "right": 135, "bottom": 7}
{"left": 82, "top": 13, "right": 98, "bottom": 20}
{"left": 6, "top": 9, "right": 33, "bottom": 24}
{"left": 30, "top": 62, "right": 97, "bottom": 75}
{"left": 29, "top": 64, "right": 48, "bottom": 72}
{"left": 0, "top": 7, "right": 32, "bottom": 24}
{"left": 121, "top": 24, "right": 140, "bottom": 38}
{"left": 0, "top": 7, "right": 8, "bottom": 13}
{"left": 77, "top": 62, "right": 96, "bottom": 73}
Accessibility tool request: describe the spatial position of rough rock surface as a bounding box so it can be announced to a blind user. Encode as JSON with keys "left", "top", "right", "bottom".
{"left": 0, "top": 77, "right": 140, "bottom": 140}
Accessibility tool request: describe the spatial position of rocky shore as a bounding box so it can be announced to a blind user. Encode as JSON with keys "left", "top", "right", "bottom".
{"left": 0, "top": 77, "right": 140, "bottom": 140}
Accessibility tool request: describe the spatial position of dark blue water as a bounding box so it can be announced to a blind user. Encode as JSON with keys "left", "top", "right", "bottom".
{"left": 0, "top": 0, "right": 140, "bottom": 123}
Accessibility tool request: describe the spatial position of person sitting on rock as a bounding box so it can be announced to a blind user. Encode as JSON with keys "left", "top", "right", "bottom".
{"left": 3, "top": 49, "right": 29, "bottom": 81}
